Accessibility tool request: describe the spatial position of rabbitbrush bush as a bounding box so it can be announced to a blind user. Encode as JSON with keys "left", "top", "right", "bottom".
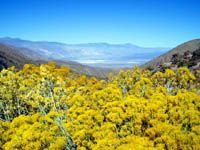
{"left": 0, "top": 62, "right": 200, "bottom": 150}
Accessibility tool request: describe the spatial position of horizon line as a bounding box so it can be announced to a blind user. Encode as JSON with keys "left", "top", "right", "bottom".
{"left": 0, "top": 36, "right": 174, "bottom": 48}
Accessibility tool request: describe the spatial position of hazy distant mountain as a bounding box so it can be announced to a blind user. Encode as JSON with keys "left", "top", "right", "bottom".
{"left": 0, "top": 37, "right": 170, "bottom": 68}
{"left": 10, "top": 46, "right": 49, "bottom": 61}
{"left": 141, "top": 39, "right": 200, "bottom": 71}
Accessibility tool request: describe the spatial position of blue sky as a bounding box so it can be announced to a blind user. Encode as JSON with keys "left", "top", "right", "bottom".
{"left": 0, "top": 0, "right": 199, "bottom": 47}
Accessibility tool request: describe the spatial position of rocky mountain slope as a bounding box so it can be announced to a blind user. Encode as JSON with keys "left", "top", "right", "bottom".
{"left": 141, "top": 39, "right": 200, "bottom": 72}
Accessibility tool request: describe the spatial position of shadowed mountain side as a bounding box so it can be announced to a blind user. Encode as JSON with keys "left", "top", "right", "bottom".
{"left": 0, "top": 43, "right": 35, "bottom": 70}
{"left": 35, "top": 60, "right": 118, "bottom": 80}
{"left": 0, "top": 43, "right": 117, "bottom": 80}
{"left": 141, "top": 39, "right": 200, "bottom": 70}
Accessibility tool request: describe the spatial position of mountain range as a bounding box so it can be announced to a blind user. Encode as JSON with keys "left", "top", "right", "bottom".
{"left": 0, "top": 37, "right": 170, "bottom": 68}
{"left": 1, "top": 37, "right": 200, "bottom": 79}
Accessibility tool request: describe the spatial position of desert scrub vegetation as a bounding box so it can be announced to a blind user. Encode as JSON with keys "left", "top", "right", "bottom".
{"left": 0, "top": 61, "right": 200, "bottom": 150}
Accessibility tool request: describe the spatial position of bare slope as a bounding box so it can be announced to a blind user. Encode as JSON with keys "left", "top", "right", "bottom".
{"left": 0, "top": 43, "right": 35, "bottom": 70}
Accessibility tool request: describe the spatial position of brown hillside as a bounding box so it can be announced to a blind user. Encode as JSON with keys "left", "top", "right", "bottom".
{"left": 141, "top": 39, "right": 200, "bottom": 70}
{"left": 0, "top": 43, "right": 35, "bottom": 70}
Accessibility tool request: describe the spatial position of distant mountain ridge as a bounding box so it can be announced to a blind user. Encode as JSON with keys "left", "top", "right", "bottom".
{"left": 0, "top": 37, "right": 170, "bottom": 68}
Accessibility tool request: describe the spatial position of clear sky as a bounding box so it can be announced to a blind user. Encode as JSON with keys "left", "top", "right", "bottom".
{"left": 0, "top": 0, "right": 199, "bottom": 47}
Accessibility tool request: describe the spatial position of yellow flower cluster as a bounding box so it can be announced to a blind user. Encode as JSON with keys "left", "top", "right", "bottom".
{"left": 0, "top": 62, "right": 200, "bottom": 150}
{"left": 0, "top": 111, "right": 75, "bottom": 150}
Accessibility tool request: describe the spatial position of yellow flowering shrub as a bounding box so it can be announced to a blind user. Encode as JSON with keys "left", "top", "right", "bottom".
{"left": 0, "top": 62, "right": 200, "bottom": 150}
{"left": 1, "top": 112, "right": 76, "bottom": 150}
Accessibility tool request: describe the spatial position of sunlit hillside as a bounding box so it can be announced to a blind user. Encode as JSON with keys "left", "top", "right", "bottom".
{"left": 0, "top": 62, "right": 200, "bottom": 150}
